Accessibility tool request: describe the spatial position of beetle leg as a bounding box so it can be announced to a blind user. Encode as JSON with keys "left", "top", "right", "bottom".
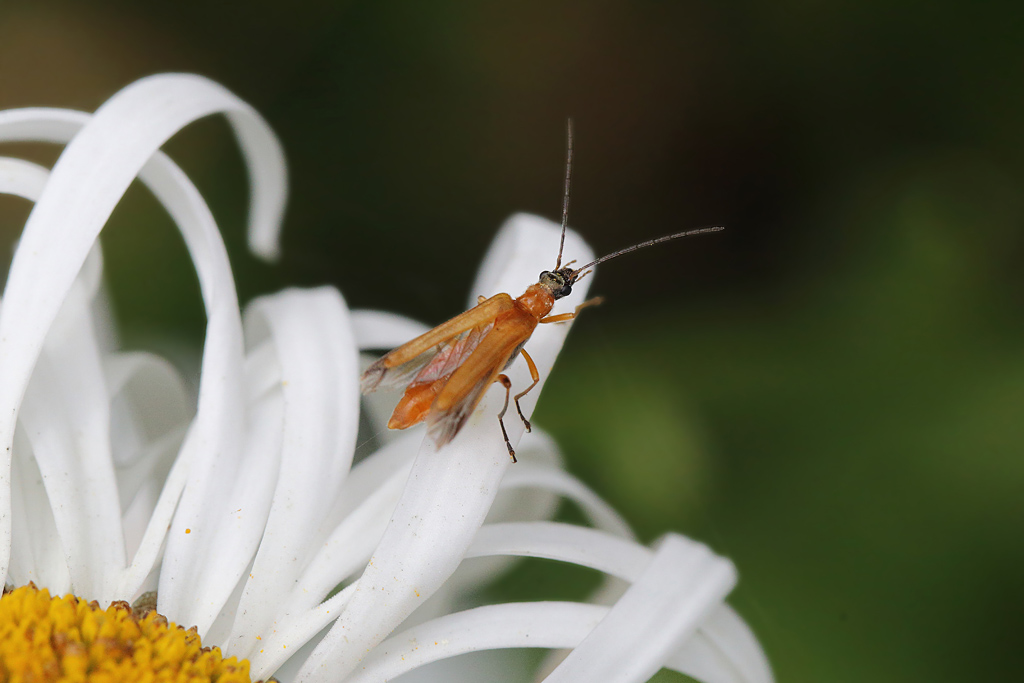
{"left": 539, "top": 296, "right": 604, "bottom": 324}
{"left": 513, "top": 348, "right": 540, "bottom": 432}
{"left": 496, "top": 374, "right": 517, "bottom": 462}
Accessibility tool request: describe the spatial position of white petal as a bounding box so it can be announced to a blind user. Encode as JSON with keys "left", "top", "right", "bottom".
{"left": 377, "top": 650, "right": 531, "bottom": 683}
{"left": 0, "top": 154, "right": 124, "bottom": 598}
{"left": 669, "top": 605, "right": 774, "bottom": 683}
{"left": 0, "top": 157, "right": 49, "bottom": 201}
{"left": 0, "top": 158, "right": 117, "bottom": 597}
{"left": 296, "top": 215, "right": 594, "bottom": 683}
{"left": 18, "top": 270, "right": 124, "bottom": 602}
{"left": 112, "top": 428, "right": 193, "bottom": 603}
{"left": 106, "top": 352, "right": 190, "bottom": 491}
{"left": 228, "top": 287, "right": 360, "bottom": 657}
{"left": 0, "top": 77, "right": 285, "bottom": 609}
{"left": 440, "top": 432, "right": 566, "bottom": 596}
{"left": 263, "top": 619, "right": 334, "bottom": 683}
{"left": 0, "top": 102, "right": 285, "bottom": 261}
{"left": 544, "top": 534, "right": 736, "bottom": 683}
{"left": 286, "top": 430, "right": 421, "bottom": 612}
{"left": 246, "top": 434, "right": 421, "bottom": 679}
{"left": 468, "top": 520, "right": 770, "bottom": 679}
{"left": 484, "top": 431, "right": 564, "bottom": 528}
{"left": 342, "top": 602, "right": 606, "bottom": 683}
{"left": 167, "top": 365, "right": 284, "bottom": 631}
{"left": 349, "top": 534, "right": 756, "bottom": 683}
{"left": 0, "top": 74, "right": 284, "bottom": 602}
{"left": 348, "top": 601, "right": 764, "bottom": 683}
{"left": 467, "top": 213, "right": 594, "bottom": 309}
{"left": 248, "top": 582, "right": 356, "bottom": 680}
{"left": 8, "top": 432, "right": 70, "bottom": 592}
{"left": 350, "top": 310, "right": 430, "bottom": 350}
{"left": 106, "top": 352, "right": 191, "bottom": 558}
{"left": 471, "top": 520, "right": 770, "bottom": 679}
{"left": 500, "top": 460, "right": 634, "bottom": 539}
{"left": 0, "top": 158, "right": 63, "bottom": 591}
{"left": 466, "top": 522, "right": 649, "bottom": 579}
{"left": 467, "top": 522, "right": 770, "bottom": 681}
{"left": 119, "top": 474, "right": 163, "bottom": 577}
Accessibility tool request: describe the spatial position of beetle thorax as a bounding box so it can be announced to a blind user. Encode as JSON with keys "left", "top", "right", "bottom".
{"left": 515, "top": 283, "right": 556, "bottom": 319}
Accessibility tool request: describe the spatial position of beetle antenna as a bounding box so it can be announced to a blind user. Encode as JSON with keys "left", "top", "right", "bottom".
{"left": 555, "top": 119, "right": 573, "bottom": 270}
{"left": 571, "top": 225, "right": 725, "bottom": 281}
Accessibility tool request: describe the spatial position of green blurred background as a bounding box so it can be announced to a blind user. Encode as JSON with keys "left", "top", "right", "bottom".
{"left": 2, "top": 1, "right": 1022, "bottom": 680}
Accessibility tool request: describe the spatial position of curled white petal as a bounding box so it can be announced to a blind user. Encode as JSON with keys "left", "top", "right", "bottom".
{"left": 0, "top": 75, "right": 286, "bottom": 625}
{"left": 467, "top": 522, "right": 649, "bottom": 579}
{"left": 0, "top": 157, "right": 49, "bottom": 201}
{"left": 545, "top": 534, "right": 736, "bottom": 682}
{"left": 470, "top": 523, "right": 769, "bottom": 682}
{"left": 0, "top": 158, "right": 63, "bottom": 591}
{"left": 0, "top": 153, "right": 127, "bottom": 603}
{"left": 344, "top": 601, "right": 605, "bottom": 683}
{"left": 345, "top": 601, "right": 763, "bottom": 683}
{"left": 228, "top": 287, "right": 360, "bottom": 658}
{"left": 351, "top": 530, "right": 764, "bottom": 683}
{"left": 0, "top": 97, "right": 284, "bottom": 260}
{"left": 675, "top": 605, "right": 774, "bottom": 683}
{"left": 500, "top": 461, "right": 634, "bottom": 539}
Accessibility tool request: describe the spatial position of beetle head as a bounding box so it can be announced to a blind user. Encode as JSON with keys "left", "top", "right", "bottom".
{"left": 538, "top": 267, "right": 577, "bottom": 299}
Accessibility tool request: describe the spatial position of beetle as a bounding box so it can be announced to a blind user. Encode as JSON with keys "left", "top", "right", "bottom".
{"left": 360, "top": 122, "right": 722, "bottom": 461}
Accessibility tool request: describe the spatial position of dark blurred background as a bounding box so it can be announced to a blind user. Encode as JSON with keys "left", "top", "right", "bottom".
{"left": 2, "top": 1, "right": 1023, "bottom": 680}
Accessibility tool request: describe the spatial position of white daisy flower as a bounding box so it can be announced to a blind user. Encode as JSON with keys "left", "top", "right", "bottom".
{"left": 0, "top": 74, "right": 772, "bottom": 683}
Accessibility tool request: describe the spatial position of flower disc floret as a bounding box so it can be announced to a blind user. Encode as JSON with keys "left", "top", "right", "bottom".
{"left": 0, "top": 584, "right": 253, "bottom": 683}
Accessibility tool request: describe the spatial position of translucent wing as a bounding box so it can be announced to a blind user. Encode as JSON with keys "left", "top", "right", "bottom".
{"left": 426, "top": 369, "right": 499, "bottom": 448}
{"left": 413, "top": 322, "right": 494, "bottom": 386}
{"left": 360, "top": 293, "right": 515, "bottom": 394}
{"left": 361, "top": 346, "right": 435, "bottom": 394}
{"left": 360, "top": 321, "right": 494, "bottom": 395}
{"left": 427, "top": 315, "right": 535, "bottom": 447}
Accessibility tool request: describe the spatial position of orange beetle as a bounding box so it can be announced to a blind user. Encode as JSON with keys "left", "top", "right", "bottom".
{"left": 360, "top": 122, "right": 722, "bottom": 460}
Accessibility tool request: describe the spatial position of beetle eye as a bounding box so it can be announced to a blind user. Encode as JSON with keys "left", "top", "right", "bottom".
{"left": 539, "top": 270, "right": 551, "bottom": 280}
{"left": 558, "top": 284, "right": 573, "bottom": 297}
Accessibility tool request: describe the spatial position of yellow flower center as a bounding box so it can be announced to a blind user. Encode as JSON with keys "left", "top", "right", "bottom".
{"left": 0, "top": 584, "right": 255, "bottom": 682}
